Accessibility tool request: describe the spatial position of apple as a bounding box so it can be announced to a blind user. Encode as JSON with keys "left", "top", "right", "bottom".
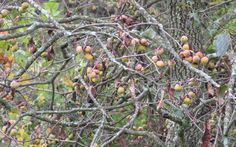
{"left": 135, "top": 64, "right": 143, "bottom": 71}
{"left": 130, "top": 38, "right": 139, "bottom": 46}
{"left": 76, "top": 45, "right": 83, "bottom": 53}
{"left": 183, "top": 97, "right": 193, "bottom": 105}
{"left": 117, "top": 86, "right": 125, "bottom": 94}
{"left": 180, "top": 35, "right": 188, "bottom": 43}
{"left": 184, "top": 56, "right": 193, "bottom": 63}
{"left": 167, "top": 60, "right": 176, "bottom": 67}
{"left": 89, "top": 71, "right": 97, "bottom": 78}
{"left": 195, "top": 51, "right": 204, "bottom": 58}
{"left": 174, "top": 84, "right": 183, "bottom": 92}
{"left": 1, "top": 9, "right": 9, "bottom": 18}
{"left": 182, "top": 50, "right": 191, "bottom": 57}
{"left": 21, "top": 2, "right": 30, "bottom": 10}
{"left": 182, "top": 44, "right": 189, "bottom": 50}
{"left": 192, "top": 55, "right": 200, "bottom": 63}
{"left": 121, "top": 56, "right": 129, "bottom": 63}
{"left": 84, "top": 46, "right": 92, "bottom": 53}
{"left": 139, "top": 38, "right": 149, "bottom": 46}
{"left": 91, "top": 77, "right": 98, "bottom": 83}
{"left": 201, "top": 56, "right": 209, "bottom": 64}
{"left": 18, "top": 7, "right": 26, "bottom": 13}
{"left": 155, "top": 48, "right": 164, "bottom": 55}
{"left": 84, "top": 53, "right": 94, "bottom": 60}
{"left": 87, "top": 67, "right": 93, "bottom": 74}
{"left": 10, "top": 129, "right": 17, "bottom": 136}
{"left": 151, "top": 56, "right": 158, "bottom": 62}
{"left": 156, "top": 60, "right": 165, "bottom": 68}
{"left": 96, "top": 63, "right": 103, "bottom": 71}
{"left": 188, "top": 91, "right": 196, "bottom": 98}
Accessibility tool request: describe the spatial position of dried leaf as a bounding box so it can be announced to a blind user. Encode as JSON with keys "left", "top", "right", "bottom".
{"left": 129, "top": 78, "right": 136, "bottom": 99}
{"left": 90, "top": 86, "right": 97, "bottom": 96}
{"left": 46, "top": 46, "right": 55, "bottom": 61}
{"left": 201, "top": 121, "right": 212, "bottom": 147}
{"left": 157, "top": 89, "right": 164, "bottom": 111}
{"left": 118, "top": 135, "right": 128, "bottom": 147}
{"left": 207, "top": 83, "right": 215, "bottom": 96}
{"left": 0, "top": 51, "right": 5, "bottom": 64}
{"left": 106, "top": 38, "right": 113, "bottom": 50}
{"left": 167, "top": 80, "right": 174, "bottom": 99}
{"left": 28, "top": 38, "right": 36, "bottom": 54}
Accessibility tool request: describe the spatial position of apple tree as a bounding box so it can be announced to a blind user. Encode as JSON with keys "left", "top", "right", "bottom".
{"left": 0, "top": 0, "right": 236, "bottom": 146}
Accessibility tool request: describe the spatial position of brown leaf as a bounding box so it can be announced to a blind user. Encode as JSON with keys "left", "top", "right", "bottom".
{"left": 201, "top": 121, "right": 212, "bottom": 147}
{"left": 28, "top": 38, "right": 36, "bottom": 54}
{"left": 157, "top": 89, "right": 164, "bottom": 111}
{"left": 106, "top": 38, "right": 113, "bottom": 50}
{"left": 214, "top": 97, "right": 225, "bottom": 106}
{"left": 207, "top": 83, "right": 215, "bottom": 97}
{"left": 46, "top": 46, "right": 55, "bottom": 60}
{"left": 167, "top": 80, "right": 174, "bottom": 100}
{"left": 129, "top": 78, "right": 136, "bottom": 99}
{"left": 90, "top": 86, "right": 97, "bottom": 96}
{"left": 118, "top": 135, "right": 128, "bottom": 147}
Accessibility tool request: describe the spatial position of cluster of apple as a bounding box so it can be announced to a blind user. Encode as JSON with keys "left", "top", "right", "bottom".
{"left": 0, "top": 52, "right": 14, "bottom": 73}
{"left": 117, "top": 15, "right": 134, "bottom": 26}
{"left": 151, "top": 47, "right": 166, "bottom": 68}
{"left": 173, "top": 78, "right": 199, "bottom": 105}
{"left": 167, "top": 36, "right": 211, "bottom": 105}
{"left": 116, "top": 31, "right": 150, "bottom": 51}
{"left": 76, "top": 45, "right": 94, "bottom": 61}
{"left": 151, "top": 47, "right": 176, "bottom": 68}
{"left": 1, "top": 120, "right": 47, "bottom": 146}
{"left": 86, "top": 63, "right": 104, "bottom": 83}
{"left": 0, "top": 2, "right": 29, "bottom": 27}
{"left": 179, "top": 35, "right": 209, "bottom": 67}
{"left": 133, "top": 38, "right": 150, "bottom": 52}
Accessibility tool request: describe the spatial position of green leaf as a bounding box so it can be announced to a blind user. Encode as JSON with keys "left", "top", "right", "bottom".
{"left": 214, "top": 32, "right": 230, "bottom": 57}
{"left": 189, "top": 13, "right": 201, "bottom": 27}
{"left": 8, "top": 108, "right": 20, "bottom": 119}
{"left": 14, "top": 50, "right": 29, "bottom": 67}
{"left": 43, "top": 1, "right": 60, "bottom": 17}
{"left": 205, "top": 44, "right": 216, "bottom": 54}
{"left": 42, "top": 59, "right": 53, "bottom": 67}
{"left": 219, "top": 84, "right": 228, "bottom": 97}
{"left": 141, "top": 28, "right": 157, "bottom": 40}
{"left": 0, "top": 40, "right": 9, "bottom": 49}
